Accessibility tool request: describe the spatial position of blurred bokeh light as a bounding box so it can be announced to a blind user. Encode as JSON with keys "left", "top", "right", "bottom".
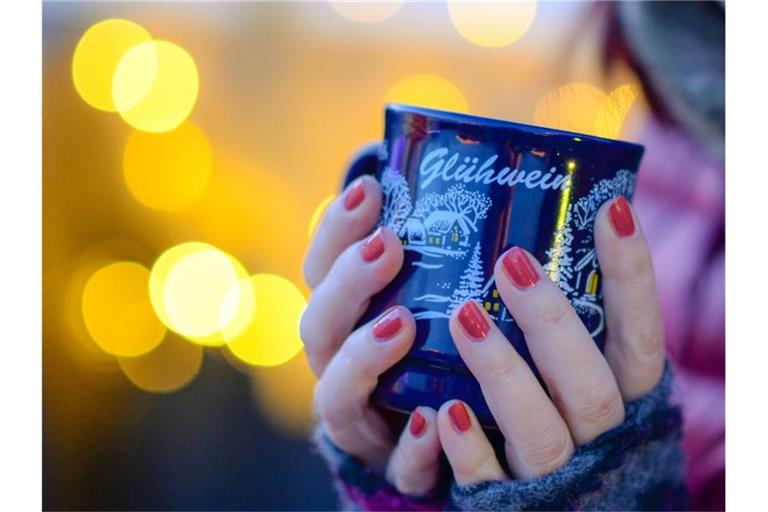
{"left": 113, "top": 40, "right": 199, "bottom": 132}
{"left": 330, "top": 0, "right": 404, "bottom": 23}
{"left": 534, "top": 82, "right": 638, "bottom": 139}
{"left": 118, "top": 333, "right": 203, "bottom": 393}
{"left": 149, "top": 242, "right": 253, "bottom": 344}
{"left": 71, "top": 18, "right": 152, "bottom": 111}
{"left": 82, "top": 261, "right": 166, "bottom": 357}
{"left": 384, "top": 73, "right": 470, "bottom": 113}
{"left": 448, "top": 1, "right": 537, "bottom": 48}
{"left": 123, "top": 122, "right": 212, "bottom": 211}
{"left": 308, "top": 194, "right": 336, "bottom": 237}
{"left": 226, "top": 274, "right": 306, "bottom": 367}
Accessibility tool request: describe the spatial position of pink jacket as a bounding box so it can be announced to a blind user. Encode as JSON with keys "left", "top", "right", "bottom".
{"left": 633, "top": 119, "right": 725, "bottom": 509}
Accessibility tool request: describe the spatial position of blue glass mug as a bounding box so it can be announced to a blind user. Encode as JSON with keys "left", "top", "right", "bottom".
{"left": 344, "top": 104, "right": 644, "bottom": 428}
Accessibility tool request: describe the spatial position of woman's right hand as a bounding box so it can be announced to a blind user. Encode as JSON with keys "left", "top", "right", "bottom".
{"left": 300, "top": 176, "right": 442, "bottom": 496}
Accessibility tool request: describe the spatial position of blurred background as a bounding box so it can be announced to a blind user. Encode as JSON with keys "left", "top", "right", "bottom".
{"left": 43, "top": 1, "right": 647, "bottom": 509}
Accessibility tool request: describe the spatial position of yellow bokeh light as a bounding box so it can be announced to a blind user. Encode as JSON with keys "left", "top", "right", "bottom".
{"left": 251, "top": 350, "right": 317, "bottom": 435}
{"left": 149, "top": 242, "right": 254, "bottom": 345}
{"left": 165, "top": 158, "right": 307, "bottom": 281}
{"left": 596, "top": 83, "right": 639, "bottom": 140}
{"left": 226, "top": 274, "right": 306, "bottom": 367}
{"left": 123, "top": 122, "right": 212, "bottom": 211}
{"left": 82, "top": 261, "right": 166, "bottom": 357}
{"left": 533, "top": 83, "right": 638, "bottom": 139}
{"left": 329, "top": 0, "right": 403, "bottom": 23}
{"left": 383, "top": 74, "right": 470, "bottom": 113}
{"left": 113, "top": 40, "right": 199, "bottom": 133}
{"left": 118, "top": 334, "right": 203, "bottom": 393}
{"left": 72, "top": 18, "right": 152, "bottom": 111}
{"left": 448, "top": 1, "right": 537, "bottom": 48}
{"left": 308, "top": 194, "right": 336, "bottom": 237}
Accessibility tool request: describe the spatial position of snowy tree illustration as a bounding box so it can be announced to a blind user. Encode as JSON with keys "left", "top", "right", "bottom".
{"left": 447, "top": 242, "right": 485, "bottom": 315}
{"left": 412, "top": 184, "right": 491, "bottom": 231}
{"left": 412, "top": 192, "right": 443, "bottom": 219}
{"left": 545, "top": 170, "right": 635, "bottom": 298}
{"left": 443, "top": 185, "right": 493, "bottom": 230}
{"left": 380, "top": 167, "right": 413, "bottom": 235}
{"left": 573, "top": 170, "right": 636, "bottom": 230}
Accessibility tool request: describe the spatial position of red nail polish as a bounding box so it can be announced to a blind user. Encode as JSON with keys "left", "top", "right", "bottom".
{"left": 502, "top": 247, "right": 539, "bottom": 289}
{"left": 448, "top": 402, "right": 471, "bottom": 433}
{"left": 344, "top": 181, "right": 365, "bottom": 211}
{"left": 361, "top": 228, "right": 385, "bottom": 262}
{"left": 409, "top": 409, "right": 427, "bottom": 437}
{"left": 372, "top": 307, "right": 402, "bottom": 341}
{"left": 608, "top": 196, "right": 635, "bottom": 238}
{"left": 458, "top": 301, "right": 490, "bottom": 341}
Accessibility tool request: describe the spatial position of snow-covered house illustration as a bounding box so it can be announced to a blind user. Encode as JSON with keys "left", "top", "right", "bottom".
{"left": 573, "top": 248, "right": 600, "bottom": 299}
{"left": 423, "top": 211, "right": 471, "bottom": 250}
{"left": 403, "top": 218, "right": 426, "bottom": 245}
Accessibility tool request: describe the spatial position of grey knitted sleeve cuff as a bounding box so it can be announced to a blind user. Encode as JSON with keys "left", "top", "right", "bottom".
{"left": 451, "top": 361, "right": 687, "bottom": 511}
{"left": 310, "top": 423, "right": 449, "bottom": 511}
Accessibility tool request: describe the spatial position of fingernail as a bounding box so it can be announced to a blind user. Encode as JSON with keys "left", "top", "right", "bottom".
{"left": 502, "top": 247, "right": 539, "bottom": 289}
{"left": 448, "top": 402, "right": 471, "bottom": 433}
{"left": 608, "top": 196, "right": 635, "bottom": 238}
{"left": 458, "top": 301, "right": 490, "bottom": 341}
{"left": 409, "top": 409, "right": 427, "bottom": 438}
{"left": 361, "top": 228, "right": 385, "bottom": 262}
{"left": 344, "top": 180, "right": 365, "bottom": 211}
{"left": 372, "top": 307, "right": 403, "bottom": 341}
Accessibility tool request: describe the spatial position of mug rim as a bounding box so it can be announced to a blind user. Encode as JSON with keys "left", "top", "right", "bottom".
{"left": 386, "top": 103, "right": 645, "bottom": 153}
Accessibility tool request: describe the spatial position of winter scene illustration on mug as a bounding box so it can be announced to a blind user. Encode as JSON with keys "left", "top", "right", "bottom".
{"left": 379, "top": 167, "right": 636, "bottom": 337}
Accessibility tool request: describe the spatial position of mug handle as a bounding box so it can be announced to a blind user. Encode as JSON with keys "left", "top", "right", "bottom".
{"left": 340, "top": 142, "right": 381, "bottom": 191}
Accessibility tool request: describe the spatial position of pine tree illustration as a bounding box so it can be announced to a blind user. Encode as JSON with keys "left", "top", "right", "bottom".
{"left": 447, "top": 242, "right": 485, "bottom": 315}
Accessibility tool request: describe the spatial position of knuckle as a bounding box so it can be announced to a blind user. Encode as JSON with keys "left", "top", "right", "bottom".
{"left": 576, "top": 380, "right": 624, "bottom": 429}
{"left": 389, "top": 456, "right": 437, "bottom": 496}
{"left": 485, "top": 357, "right": 520, "bottom": 385}
{"left": 535, "top": 298, "right": 571, "bottom": 331}
{"left": 629, "top": 316, "right": 666, "bottom": 363}
{"left": 618, "top": 245, "right": 654, "bottom": 281}
{"left": 299, "top": 306, "right": 330, "bottom": 362}
{"left": 518, "top": 421, "right": 573, "bottom": 473}
{"left": 313, "top": 376, "right": 350, "bottom": 431}
{"left": 453, "top": 447, "right": 497, "bottom": 478}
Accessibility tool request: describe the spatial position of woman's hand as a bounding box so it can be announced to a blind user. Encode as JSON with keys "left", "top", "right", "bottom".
{"left": 438, "top": 196, "right": 667, "bottom": 484}
{"left": 301, "top": 176, "right": 442, "bottom": 496}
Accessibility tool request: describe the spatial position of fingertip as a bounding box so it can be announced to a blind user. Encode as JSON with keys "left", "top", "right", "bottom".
{"left": 358, "top": 226, "right": 404, "bottom": 284}
{"left": 303, "top": 176, "right": 384, "bottom": 288}
{"left": 436, "top": 400, "right": 477, "bottom": 442}
{"left": 436, "top": 400, "right": 507, "bottom": 485}
{"left": 407, "top": 407, "right": 440, "bottom": 454}
{"left": 493, "top": 246, "right": 545, "bottom": 295}
{"left": 594, "top": 198, "right": 656, "bottom": 285}
{"left": 386, "top": 406, "right": 442, "bottom": 496}
{"left": 371, "top": 305, "right": 416, "bottom": 347}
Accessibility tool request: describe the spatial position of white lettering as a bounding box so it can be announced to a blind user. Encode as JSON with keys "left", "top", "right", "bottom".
{"left": 418, "top": 147, "right": 572, "bottom": 192}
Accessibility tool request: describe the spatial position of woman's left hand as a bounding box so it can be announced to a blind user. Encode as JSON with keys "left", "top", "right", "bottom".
{"left": 438, "top": 196, "right": 667, "bottom": 483}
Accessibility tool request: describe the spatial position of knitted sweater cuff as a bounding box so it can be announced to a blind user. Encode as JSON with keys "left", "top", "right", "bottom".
{"left": 310, "top": 425, "right": 449, "bottom": 511}
{"left": 451, "top": 361, "right": 687, "bottom": 511}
